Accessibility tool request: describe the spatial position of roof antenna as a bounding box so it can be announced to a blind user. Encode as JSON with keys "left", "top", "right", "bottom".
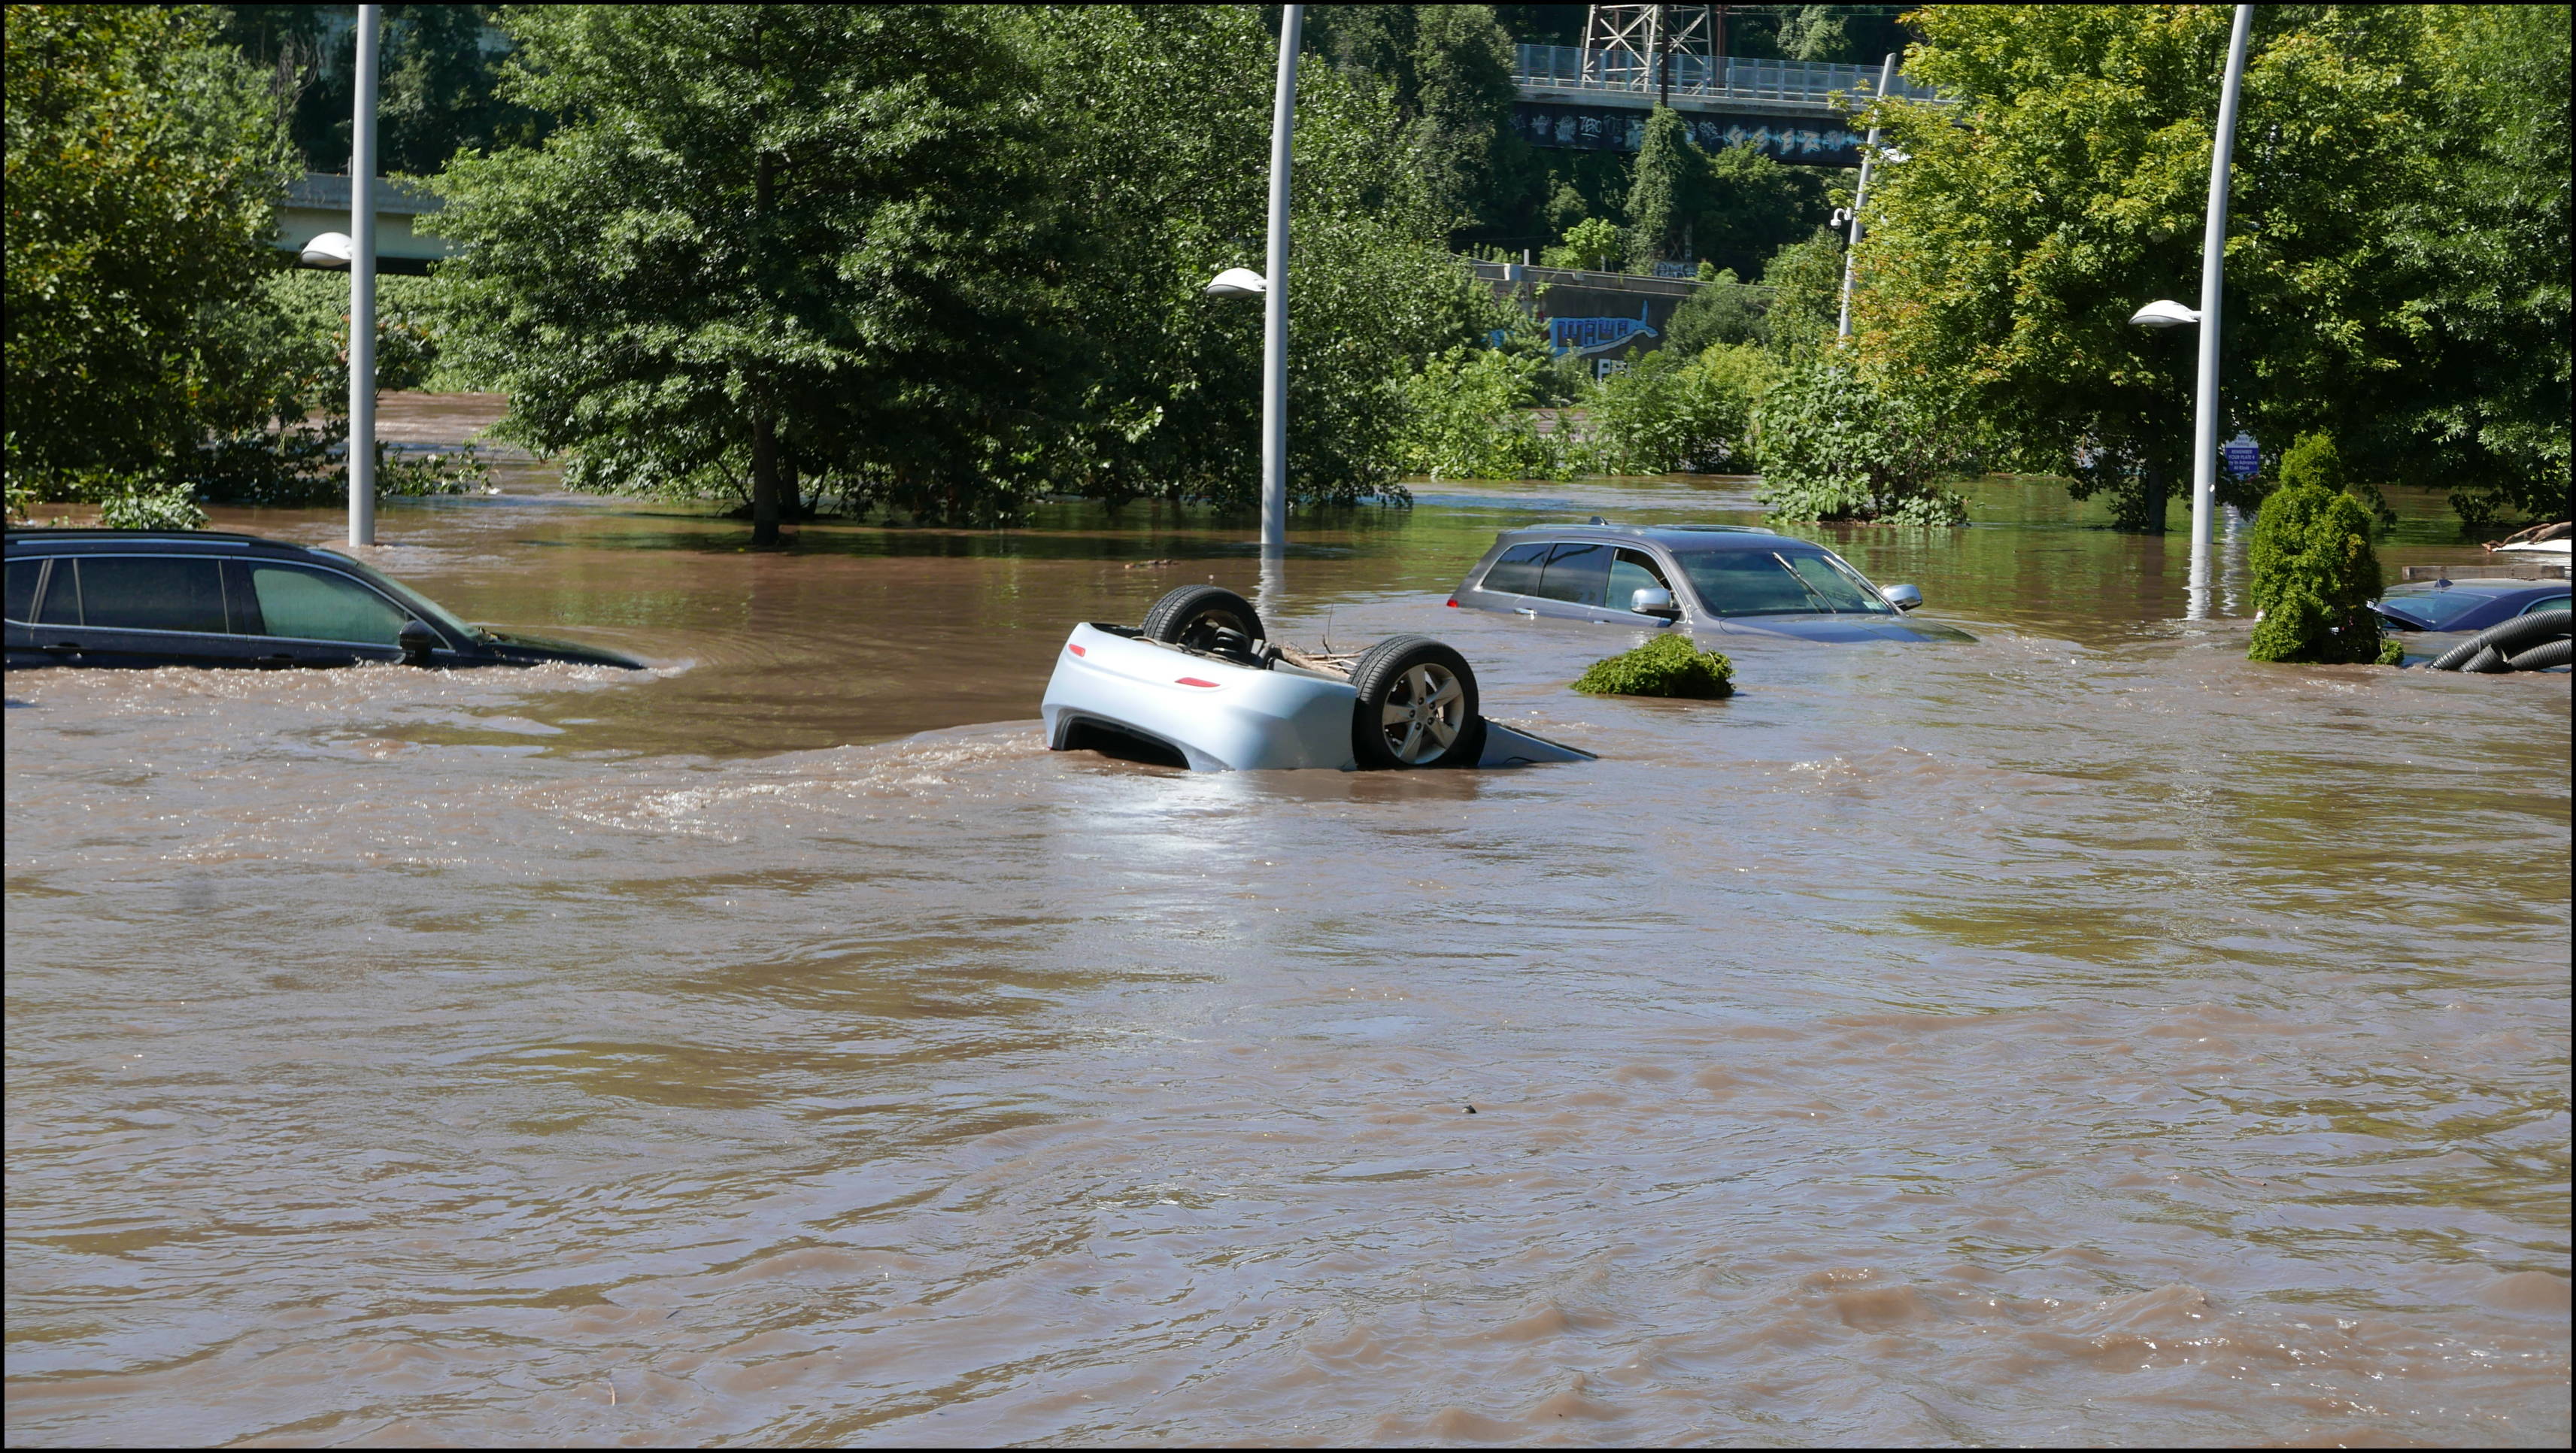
{"left": 1589, "top": 515, "right": 1609, "bottom": 525}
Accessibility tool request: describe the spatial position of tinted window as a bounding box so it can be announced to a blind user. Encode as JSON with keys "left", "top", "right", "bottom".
{"left": 249, "top": 565, "right": 406, "bottom": 645}
{"left": 1607, "top": 548, "right": 1672, "bottom": 613}
{"left": 74, "top": 556, "right": 230, "bottom": 633}
{"left": 35, "top": 559, "right": 82, "bottom": 624}
{"left": 1479, "top": 542, "right": 1552, "bottom": 596}
{"left": 5, "top": 560, "right": 38, "bottom": 623}
{"left": 2520, "top": 595, "right": 2569, "bottom": 616}
{"left": 2380, "top": 587, "right": 2508, "bottom": 629}
{"left": 1533, "top": 542, "right": 1610, "bottom": 605}
{"left": 1676, "top": 550, "right": 1889, "bottom": 617}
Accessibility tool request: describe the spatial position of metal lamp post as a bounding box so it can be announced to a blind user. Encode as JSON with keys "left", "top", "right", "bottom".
{"left": 1836, "top": 52, "right": 1900, "bottom": 342}
{"left": 347, "top": 4, "right": 381, "bottom": 548}
{"left": 2130, "top": 4, "right": 2251, "bottom": 618}
{"left": 1258, "top": 5, "right": 1300, "bottom": 560}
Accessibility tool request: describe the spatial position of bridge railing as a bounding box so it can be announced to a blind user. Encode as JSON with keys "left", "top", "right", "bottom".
{"left": 1512, "top": 44, "right": 1943, "bottom": 106}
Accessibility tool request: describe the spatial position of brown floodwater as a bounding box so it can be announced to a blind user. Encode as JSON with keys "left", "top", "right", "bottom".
{"left": 6, "top": 435, "right": 2568, "bottom": 1445}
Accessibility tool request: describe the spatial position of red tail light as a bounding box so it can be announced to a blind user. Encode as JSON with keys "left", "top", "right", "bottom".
{"left": 1446, "top": 597, "right": 1459, "bottom": 608}
{"left": 1067, "top": 643, "right": 1087, "bottom": 656}
{"left": 1176, "top": 677, "right": 1219, "bottom": 688}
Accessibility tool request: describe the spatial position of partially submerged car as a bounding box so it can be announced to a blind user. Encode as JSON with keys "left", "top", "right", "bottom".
{"left": 2374, "top": 576, "right": 2569, "bottom": 635}
{"left": 4, "top": 529, "right": 643, "bottom": 670}
{"left": 1450, "top": 522, "right": 1965, "bottom": 642}
{"left": 1043, "top": 585, "right": 1591, "bottom": 772}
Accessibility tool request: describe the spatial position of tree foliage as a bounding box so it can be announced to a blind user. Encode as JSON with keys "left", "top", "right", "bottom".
{"left": 1572, "top": 632, "right": 1734, "bottom": 699}
{"left": 1856, "top": 4, "right": 2569, "bottom": 530}
{"left": 5, "top": 3, "right": 296, "bottom": 484}
{"left": 2247, "top": 433, "right": 2394, "bottom": 664}
{"left": 215, "top": 4, "right": 547, "bottom": 174}
{"left": 1590, "top": 341, "right": 1777, "bottom": 475}
{"left": 1752, "top": 360, "right": 1967, "bottom": 525}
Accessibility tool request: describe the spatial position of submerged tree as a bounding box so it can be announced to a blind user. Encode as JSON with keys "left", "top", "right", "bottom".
{"left": 430, "top": 5, "right": 1075, "bottom": 542}
{"left": 1853, "top": 5, "right": 2560, "bottom": 529}
{"left": 2247, "top": 434, "right": 2397, "bottom": 665}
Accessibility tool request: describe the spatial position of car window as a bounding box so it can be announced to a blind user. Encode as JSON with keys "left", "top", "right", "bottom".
{"left": 5, "top": 560, "right": 40, "bottom": 623}
{"left": 1607, "top": 548, "right": 1672, "bottom": 612}
{"left": 248, "top": 564, "right": 407, "bottom": 645}
{"left": 35, "top": 559, "right": 82, "bottom": 625}
{"left": 1676, "top": 550, "right": 1885, "bottom": 617}
{"left": 1479, "top": 542, "right": 1552, "bottom": 596}
{"left": 2520, "top": 595, "right": 2569, "bottom": 616}
{"left": 1532, "top": 542, "right": 1610, "bottom": 605}
{"left": 2378, "top": 587, "right": 2501, "bottom": 629}
{"left": 70, "top": 555, "right": 232, "bottom": 634}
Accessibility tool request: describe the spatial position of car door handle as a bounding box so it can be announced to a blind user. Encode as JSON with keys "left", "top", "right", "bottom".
{"left": 41, "top": 642, "right": 80, "bottom": 653}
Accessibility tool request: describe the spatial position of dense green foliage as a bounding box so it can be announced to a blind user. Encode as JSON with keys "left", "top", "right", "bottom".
{"left": 1662, "top": 275, "right": 1771, "bottom": 353}
{"left": 1752, "top": 360, "right": 1966, "bottom": 524}
{"left": 5, "top": 4, "right": 296, "bottom": 487}
{"left": 430, "top": 5, "right": 1490, "bottom": 534}
{"left": 96, "top": 482, "right": 211, "bottom": 530}
{"left": 1398, "top": 342, "right": 1581, "bottom": 481}
{"left": 1625, "top": 107, "right": 1696, "bottom": 267}
{"left": 1589, "top": 342, "right": 1777, "bottom": 475}
{"left": 215, "top": 4, "right": 545, "bottom": 174}
{"left": 2247, "top": 435, "right": 2397, "bottom": 665}
{"left": 1572, "top": 632, "right": 1736, "bottom": 699}
{"left": 1857, "top": 4, "right": 2571, "bottom": 529}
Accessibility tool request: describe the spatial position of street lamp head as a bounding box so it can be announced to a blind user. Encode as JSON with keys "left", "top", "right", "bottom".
{"left": 2129, "top": 299, "right": 2201, "bottom": 329}
{"left": 1204, "top": 266, "right": 1267, "bottom": 299}
{"left": 300, "top": 232, "right": 355, "bottom": 270}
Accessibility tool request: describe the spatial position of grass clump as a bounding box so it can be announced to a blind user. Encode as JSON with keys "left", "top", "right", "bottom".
{"left": 1573, "top": 632, "right": 1736, "bottom": 698}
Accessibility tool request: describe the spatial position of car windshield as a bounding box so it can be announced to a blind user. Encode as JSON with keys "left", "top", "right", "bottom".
{"left": 308, "top": 550, "right": 484, "bottom": 641}
{"left": 1673, "top": 548, "right": 1894, "bottom": 617}
{"left": 2379, "top": 587, "right": 2507, "bottom": 629}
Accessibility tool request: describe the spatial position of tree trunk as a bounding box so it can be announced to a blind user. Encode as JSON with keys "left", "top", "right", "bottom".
{"left": 2141, "top": 457, "right": 2169, "bottom": 535}
{"left": 750, "top": 413, "right": 783, "bottom": 547}
{"left": 748, "top": 147, "right": 781, "bottom": 548}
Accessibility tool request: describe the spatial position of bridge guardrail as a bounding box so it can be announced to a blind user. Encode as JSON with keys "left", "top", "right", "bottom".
{"left": 1512, "top": 44, "right": 1943, "bottom": 106}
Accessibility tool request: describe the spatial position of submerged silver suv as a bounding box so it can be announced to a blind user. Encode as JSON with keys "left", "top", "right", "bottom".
{"left": 1451, "top": 523, "right": 1968, "bottom": 642}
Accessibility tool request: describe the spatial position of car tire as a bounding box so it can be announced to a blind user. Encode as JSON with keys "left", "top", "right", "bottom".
{"left": 1349, "top": 635, "right": 1481, "bottom": 769}
{"left": 1142, "top": 585, "right": 1264, "bottom": 655}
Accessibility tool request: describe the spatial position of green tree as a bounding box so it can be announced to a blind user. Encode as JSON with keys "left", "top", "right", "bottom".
{"left": 2247, "top": 433, "right": 2394, "bottom": 664}
{"left": 1697, "top": 141, "right": 1830, "bottom": 281}
{"left": 1758, "top": 226, "right": 1844, "bottom": 358}
{"left": 1625, "top": 105, "right": 1698, "bottom": 266}
{"left": 1752, "top": 359, "right": 1966, "bottom": 525}
{"left": 1023, "top": 5, "right": 1498, "bottom": 511}
{"left": 1590, "top": 341, "right": 1776, "bottom": 475}
{"left": 1546, "top": 215, "right": 1626, "bottom": 271}
{"left": 1664, "top": 271, "right": 1771, "bottom": 352}
{"left": 1857, "top": 5, "right": 2557, "bottom": 530}
{"left": 6, "top": 4, "right": 296, "bottom": 485}
{"left": 216, "top": 4, "right": 548, "bottom": 175}
{"left": 1303, "top": 3, "right": 1528, "bottom": 240}
{"left": 429, "top": 5, "right": 1075, "bottom": 543}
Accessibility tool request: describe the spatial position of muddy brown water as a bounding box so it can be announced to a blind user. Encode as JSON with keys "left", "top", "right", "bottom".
{"left": 7, "top": 435, "right": 2568, "bottom": 1445}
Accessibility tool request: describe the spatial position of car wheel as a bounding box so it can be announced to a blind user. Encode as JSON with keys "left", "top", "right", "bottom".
{"left": 1349, "top": 635, "right": 1481, "bottom": 769}
{"left": 1142, "top": 585, "right": 1264, "bottom": 655}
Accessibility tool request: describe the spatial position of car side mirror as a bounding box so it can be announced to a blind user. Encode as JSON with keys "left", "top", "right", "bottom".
{"left": 399, "top": 618, "right": 441, "bottom": 664}
{"left": 1881, "top": 584, "right": 1923, "bottom": 612}
{"left": 1630, "top": 587, "right": 1680, "bottom": 618}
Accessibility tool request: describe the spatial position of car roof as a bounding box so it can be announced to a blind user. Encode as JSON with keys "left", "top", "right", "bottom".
{"left": 2379, "top": 577, "right": 2567, "bottom": 599}
{"left": 1492, "top": 523, "right": 1802, "bottom": 551}
{"left": 5, "top": 529, "right": 329, "bottom": 560}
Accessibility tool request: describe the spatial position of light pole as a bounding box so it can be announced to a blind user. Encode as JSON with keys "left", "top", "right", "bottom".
{"left": 347, "top": 3, "right": 381, "bottom": 548}
{"left": 2130, "top": 4, "right": 2251, "bottom": 618}
{"left": 1258, "top": 4, "right": 1300, "bottom": 560}
{"left": 1836, "top": 52, "right": 1899, "bottom": 342}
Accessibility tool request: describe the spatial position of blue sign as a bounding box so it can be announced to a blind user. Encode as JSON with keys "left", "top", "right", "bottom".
{"left": 2222, "top": 433, "right": 2260, "bottom": 478}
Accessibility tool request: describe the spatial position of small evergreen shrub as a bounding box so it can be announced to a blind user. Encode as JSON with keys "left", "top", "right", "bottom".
{"left": 1752, "top": 361, "right": 1968, "bottom": 525}
{"left": 1573, "top": 632, "right": 1736, "bottom": 698}
{"left": 2247, "top": 432, "right": 2396, "bottom": 665}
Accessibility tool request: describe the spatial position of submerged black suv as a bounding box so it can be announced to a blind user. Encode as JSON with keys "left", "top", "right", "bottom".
{"left": 4, "top": 529, "right": 644, "bottom": 670}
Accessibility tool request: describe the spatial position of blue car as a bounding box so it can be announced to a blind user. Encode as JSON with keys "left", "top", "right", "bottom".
{"left": 1451, "top": 523, "right": 1968, "bottom": 642}
{"left": 2374, "top": 577, "right": 2568, "bottom": 634}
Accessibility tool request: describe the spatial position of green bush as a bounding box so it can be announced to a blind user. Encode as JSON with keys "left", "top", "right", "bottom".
{"left": 1397, "top": 345, "right": 1584, "bottom": 481}
{"left": 1572, "top": 632, "right": 1736, "bottom": 698}
{"left": 97, "top": 482, "right": 208, "bottom": 530}
{"left": 2247, "top": 434, "right": 2399, "bottom": 664}
{"left": 1590, "top": 342, "right": 1777, "bottom": 475}
{"left": 1751, "top": 361, "right": 1967, "bottom": 525}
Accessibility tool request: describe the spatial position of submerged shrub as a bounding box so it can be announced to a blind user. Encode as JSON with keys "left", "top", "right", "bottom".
{"left": 1590, "top": 342, "right": 1777, "bottom": 475}
{"left": 1397, "top": 345, "right": 1583, "bottom": 481}
{"left": 2247, "top": 434, "right": 2398, "bottom": 665}
{"left": 1752, "top": 362, "right": 1967, "bottom": 525}
{"left": 97, "top": 482, "right": 208, "bottom": 531}
{"left": 1572, "top": 632, "right": 1736, "bottom": 698}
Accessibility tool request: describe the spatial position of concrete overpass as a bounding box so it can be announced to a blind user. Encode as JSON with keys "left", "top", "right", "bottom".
{"left": 272, "top": 173, "right": 446, "bottom": 275}
{"left": 1512, "top": 44, "right": 1942, "bottom": 167}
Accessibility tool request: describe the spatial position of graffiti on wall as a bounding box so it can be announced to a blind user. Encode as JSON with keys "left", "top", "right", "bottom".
{"left": 1550, "top": 306, "right": 1660, "bottom": 357}
{"left": 1513, "top": 102, "right": 1864, "bottom": 165}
